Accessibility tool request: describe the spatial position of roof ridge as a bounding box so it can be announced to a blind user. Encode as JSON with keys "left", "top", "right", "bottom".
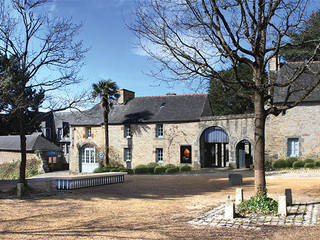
{"left": 135, "top": 93, "right": 208, "bottom": 99}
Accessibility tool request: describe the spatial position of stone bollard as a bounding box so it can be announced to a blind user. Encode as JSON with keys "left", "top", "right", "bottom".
{"left": 46, "top": 180, "right": 56, "bottom": 194}
{"left": 235, "top": 188, "right": 243, "bottom": 205}
{"left": 228, "top": 174, "right": 242, "bottom": 185}
{"left": 285, "top": 189, "right": 292, "bottom": 206}
{"left": 278, "top": 195, "right": 287, "bottom": 217}
{"left": 224, "top": 195, "right": 235, "bottom": 219}
{"left": 16, "top": 183, "right": 24, "bottom": 199}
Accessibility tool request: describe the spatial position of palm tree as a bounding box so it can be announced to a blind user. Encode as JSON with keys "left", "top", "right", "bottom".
{"left": 92, "top": 79, "right": 119, "bottom": 166}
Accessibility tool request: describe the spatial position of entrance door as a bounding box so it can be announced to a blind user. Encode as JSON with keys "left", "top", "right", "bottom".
{"left": 81, "top": 147, "right": 98, "bottom": 173}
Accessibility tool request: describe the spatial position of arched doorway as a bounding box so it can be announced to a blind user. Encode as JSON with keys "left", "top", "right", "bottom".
{"left": 200, "top": 126, "right": 229, "bottom": 168}
{"left": 236, "top": 140, "right": 252, "bottom": 168}
{"left": 79, "top": 144, "right": 98, "bottom": 173}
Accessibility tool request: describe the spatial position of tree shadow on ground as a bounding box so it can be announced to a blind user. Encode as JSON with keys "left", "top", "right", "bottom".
{"left": 1, "top": 175, "right": 255, "bottom": 201}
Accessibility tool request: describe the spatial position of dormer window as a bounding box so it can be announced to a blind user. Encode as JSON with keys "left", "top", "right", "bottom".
{"left": 156, "top": 124, "right": 163, "bottom": 138}
{"left": 124, "top": 125, "right": 131, "bottom": 138}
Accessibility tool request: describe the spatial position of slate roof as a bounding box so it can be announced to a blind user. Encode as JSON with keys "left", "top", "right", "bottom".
{"left": 0, "top": 133, "right": 61, "bottom": 152}
{"left": 273, "top": 62, "right": 320, "bottom": 103}
{"left": 71, "top": 94, "right": 212, "bottom": 126}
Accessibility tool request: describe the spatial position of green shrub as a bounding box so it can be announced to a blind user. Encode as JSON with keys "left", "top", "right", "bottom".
{"left": 179, "top": 165, "right": 192, "bottom": 172}
{"left": 304, "top": 159, "right": 315, "bottom": 164}
{"left": 134, "top": 164, "right": 149, "bottom": 174}
{"left": 293, "top": 160, "right": 304, "bottom": 169}
{"left": 154, "top": 166, "right": 166, "bottom": 174}
{"left": 165, "top": 167, "right": 179, "bottom": 174}
{"left": 265, "top": 161, "right": 273, "bottom": 170}
{"left": 238, "top": 194, "right": 278, "bottom": 215}
{"left": 110, "top": 168, "right": 120, "bottom": 172}
{"left": 125, "top": 169, "right": 134, "bottom": 174}
{"left": 102, "top": 166, "right": 111, "bottom": 172}
{"left": 93, "top": 167, "right": 103, "bottom": 173}
{"left": 315, "top": 161, "right": 320, "bottom": 167}
{"left": 164, "top": 164, "right": 176, "bottom": 169}
{"left": 285, "top": 157, "right": 299, "bottom": 168}
{"left": 146, "top": 162, "right": 159, "bottom": 173}
{"left": 272, "top": 159, "right": 287, "bottom": 169}
{"left": 304, "top": 162, "right": 316, "bottom": 168}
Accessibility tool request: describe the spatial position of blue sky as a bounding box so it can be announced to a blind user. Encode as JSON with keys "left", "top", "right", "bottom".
{"left": 47, "top": 0, "right": 199, "bottom": 98}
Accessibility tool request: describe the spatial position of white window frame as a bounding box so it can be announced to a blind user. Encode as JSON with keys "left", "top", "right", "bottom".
{"left": 124, "top": 125, "right": 131, "bottom": 138}
{"left": 124, "top": 148, "right": 132, "bottom": 162}
{"left": 156, "top": 124, "right": 164, "bottom": 138}
{"left": 86, "top": 127, "right": 92, "bottom": 138}
{"left": 57, "top": 128, "right": 62, "bottom": 140}
{"left": 156, "top": 148, "right": 164, "bottom": 163}
{"left": 287, "top": 138, "right": 299, "bottom": 157}
{"left": 81, "top": 147, "right": 96, "bottom": 163}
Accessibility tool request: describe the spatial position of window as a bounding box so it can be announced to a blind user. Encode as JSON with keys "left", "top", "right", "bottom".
{"left": 86, "top": 127, "right": 92, "bottom": 138}
{"left": 62, "top": 122, "right": 69, "bottom": 137}
{"left": 57, "top": 128, "right": 62, "bottom": 140}
{"left": 43, "top": 128, "right": 51, "bottom": 138}
{"left": 156, "top": 124, "right": 163, "bottom": 138}
{"left": 124, "top": 148, "right": 132, "bottom": 162}
{"left": 180, "top": 145, "right": 192, "bottom": 164}
{"left": 81, "top": 147, "right": 96, "bottom": 163}
{"left": 124, "top": 125, "right": 131, "bottom": 138}
{"left": 156, "top": 148, "right": 163, "bottom": 162}
{"left": 288, "top": 138, "right": 299, "bottom": 157}
{"left": 66, "top": 144, "right": 70, "bottom": 154}
{"left": 48, "top": 156, "right": 57, "bottom": 164}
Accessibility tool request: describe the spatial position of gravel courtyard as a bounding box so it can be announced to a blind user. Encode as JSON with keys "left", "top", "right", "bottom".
{"left": 1, "top": 172, "right": 320, "bottom": 240}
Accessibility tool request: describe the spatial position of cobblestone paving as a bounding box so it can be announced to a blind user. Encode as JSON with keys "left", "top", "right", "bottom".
{"left": 189, "top": 202, "right": 320, "bottom": 230}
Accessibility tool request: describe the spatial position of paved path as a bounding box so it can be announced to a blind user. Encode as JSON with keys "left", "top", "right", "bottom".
{"left": 189, "top": 201, "right": 320, "bottom": 230}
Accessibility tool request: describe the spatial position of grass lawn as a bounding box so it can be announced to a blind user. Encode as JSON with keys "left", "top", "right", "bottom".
{"left": 0, "top": 174, "right": 320, "bottom": 239}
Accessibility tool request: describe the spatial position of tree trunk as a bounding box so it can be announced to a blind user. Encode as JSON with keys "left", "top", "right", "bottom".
{"left": 254, "top": 90, "right": 266, "bottom": 196}
{"left": 18, "top": 116, "right": 27, "bottom": 186}
{"left": 103, "top": 98, "right": 109, "bottom": 166}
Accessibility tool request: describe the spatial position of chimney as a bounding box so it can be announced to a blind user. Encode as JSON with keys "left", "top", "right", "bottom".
{"left": 269, "top": 56, "right": 280, "bottom": 72}
{"left": 118, "top": 89, "right": 135, "bottom": 104}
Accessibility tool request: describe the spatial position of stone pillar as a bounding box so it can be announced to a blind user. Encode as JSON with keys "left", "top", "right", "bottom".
{"left": 278, "top": 195, "right": 287, "bottom": 216}
{"left": 235, "top": 188, "right": 243, "bottom": 205}
{"left": 224, "top": 196, "right": 235, "bottom": 219}
{"left": 285, "top": 189, "right": 292, "bottom": 206}
{"left": 17, "top": 183, "right": 24, "bottom": 199}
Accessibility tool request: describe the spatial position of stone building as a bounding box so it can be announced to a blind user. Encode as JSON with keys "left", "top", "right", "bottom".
{"left": 0, "top": 133, "right": 63, "bottom": 172}
{"left": 66, "top": 61, "right": 320, "bottom": 173}
{"left": 68, "top": 90, "right": 255, "bottom": 173}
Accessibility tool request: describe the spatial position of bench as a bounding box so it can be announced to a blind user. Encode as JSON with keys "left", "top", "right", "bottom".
{"left": 54, "top": 172, "right": 127, "bottom": 190}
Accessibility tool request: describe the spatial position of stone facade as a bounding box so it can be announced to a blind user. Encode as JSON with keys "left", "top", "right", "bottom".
{"left": 70, "top": 114, "right": 257, "bottom": 172}
{"left": 265, "top": 102, "right": 320, "bottom": 161}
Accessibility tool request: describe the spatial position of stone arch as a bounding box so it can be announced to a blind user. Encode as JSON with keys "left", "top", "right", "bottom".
{"left": 78, "top": 142, "right": 98, "bottom": 173}
{"left": 235, "top": 139, "right": 253, "bottom": 168}
{"left": 199, "top": 126, "right": 229, "bottom": 168}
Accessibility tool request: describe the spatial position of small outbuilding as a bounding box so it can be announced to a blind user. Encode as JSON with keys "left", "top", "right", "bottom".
{"left": 0, "top": 133, "right": 64, "bottom": 172}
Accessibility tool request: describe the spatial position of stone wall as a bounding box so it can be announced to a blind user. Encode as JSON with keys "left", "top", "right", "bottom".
{"left": 0, "top": 151, "right": 37, "bottom": 164}
{"left": 200, "top": 114, "right": 255, "bottom": 168}
{"left": 265, "top": 102, "right": 320, "bottom": 161}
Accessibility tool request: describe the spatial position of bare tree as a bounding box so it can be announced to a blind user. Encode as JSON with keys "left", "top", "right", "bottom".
{"left": 0, "top": 0, "right": 88, "bottom": 186}
{"left": 131, "top": 0, "right": 320, "bottom": 195}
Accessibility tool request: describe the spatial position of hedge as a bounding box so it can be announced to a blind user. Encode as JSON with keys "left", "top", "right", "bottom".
{"left": 179, "top": 165, "right": 192, "bottom": 172}
{"left": 285, "top": 157, "right": 298, "bottom": 168}
{"left": 315, "top": 161, "right": 320, "bottom": 167}
{"left": 304, "top": 159, "right": 315, "bottom": 164}
{"left": 293, "top": 160, "right": 304, "bottom": 169}
{"left": 165, "top": 167, "right": 179, "bottom": 174}
{"left": 272, "top": 159, "right": 287, "bottom": 169}
{"left": 164, "top": 164, "right": 176, "bottom": 169}
{"left": 146, "top": 162, "right": 159, "bottom": 173}
{"left": 304, "top": 162, "right": 316, "bottom": 168}
{"left": 134, "top": 164, "right": 149, "bottom": 174}
{"left": 154, "top": 166, "right": 166, "bottom": 174}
